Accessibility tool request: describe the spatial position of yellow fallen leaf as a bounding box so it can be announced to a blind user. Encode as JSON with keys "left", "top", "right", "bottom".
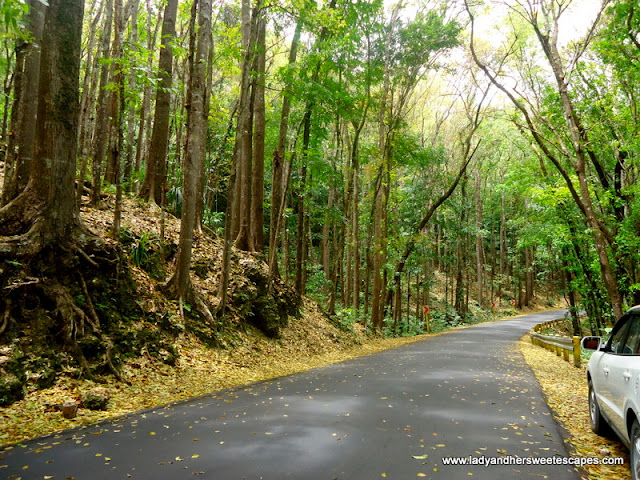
{"left": 418, "top": 474, "right": 427, "bottom": 477}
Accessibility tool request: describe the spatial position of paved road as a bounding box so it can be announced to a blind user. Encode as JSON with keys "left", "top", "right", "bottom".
{"left": 1, "top": 310, "right": 581, "bottom": 480}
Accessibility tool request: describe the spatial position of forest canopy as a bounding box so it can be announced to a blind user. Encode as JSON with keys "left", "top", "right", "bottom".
{"left": 0, "top": 0, "right": 638, "bottom": 371}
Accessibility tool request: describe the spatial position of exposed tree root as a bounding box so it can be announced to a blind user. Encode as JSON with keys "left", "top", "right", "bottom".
{"left": 0, "top": 217, "right": 46, "bottom": 257}
{"left": 78, "top": 274, "right": 101, "bottom": 333}
{"left": 71, "top": 339, "right": 100, "bottom": 383}
{"left": 0, "top": 185, "right": 43, "bottom": 236}
{"left": 75, "top": 246, "right": 99, "bottom": 268}
{"left": 0, "top": 299, "right": 10, "bottom": 336}
{"left": 0, "top": 213, "right": 130, "bottom": 385}
{"left": 161, "top": 275, "right": 217, "bottom": 343}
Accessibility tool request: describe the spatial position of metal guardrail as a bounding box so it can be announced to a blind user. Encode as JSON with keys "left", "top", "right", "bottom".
{"left": 530, "top": 318, "right": 581, "bottom": 367}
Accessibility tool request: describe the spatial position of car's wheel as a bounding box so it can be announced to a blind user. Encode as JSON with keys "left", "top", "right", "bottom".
{"left": 589, "top": 380, "right": 610, "bottom": 435}
{"left": 631, "top": 420, "right": 640, "bottom": 480}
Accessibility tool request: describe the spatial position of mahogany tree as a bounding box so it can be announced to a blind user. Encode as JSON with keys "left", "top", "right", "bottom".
{"left": 137, "top": 0, "right": 179, "bottom": 205}
{"left": 163, "top": 0, "right": 214, "bottom": 322}
{"left": 0, "top": 0, "right": 125, "bottom": 380}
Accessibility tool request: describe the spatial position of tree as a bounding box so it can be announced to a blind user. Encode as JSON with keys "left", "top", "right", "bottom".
{"left": 268, "top": 18, "right": 302, "bottom": 281}
{"left": 465, "top": 0, "right": 625, "bottom": 320}
{"left": 370, "top": 7, "right": 460, "bottom": 330}
{"left": 90, "top": 0, "right": 113, "bottom": 207}
{"left": 1, "top": 0, "right": 45, "bottom": 206}
{"left": 0, "top": 0, "right": 88, "bottom": 253}
{"left": 164, "top": 0, "right": 213, "bottom": 322}
{"left": 230, "top": 0, "right": 267, "bottom": 252}
{"left": 138, "top": 0, "right": 179, "bottom": 205}
{"left": 0, "top": 0, "right": 136, "bottom": 380}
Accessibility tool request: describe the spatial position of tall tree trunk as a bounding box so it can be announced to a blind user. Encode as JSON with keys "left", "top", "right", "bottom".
{"left": 77, "top": 0, "right": 105, "bottom": 204}
{"left": 123, "top": 0, "right": 140, "bottom": 193}
{"left": 250, "top": 16, "right": 266, "bottom": 251}
{"left": 232, "top": 2, "right": 260, "bottom": 251}
{"left": 322, "top": 182, "right": 334, "bottom": 277}
{"left": 111, "top": 0, "right": 125, "bottom": 234}
{"left": 138, "top": 0, "right": 178, "bottom": 205}
{"left": 499, "top": 191, "right": 507, "bottom": 298}
{"left": 562, "top": 251, "right": 580, "bottom": 336}
{"left": 0, "top": 0, "right": 87, "bottom": 254}
{"left": 525, "top": 246, "right": 534, "bottom": 306}
{"left": 133, "top": 1, "right": 160, "bottom": 178}
{"left": 454, "top": 175, "right": 468, "bottom": 315}
{"left": 268, "top": 19, "right": 302, "bottom": 279}
{"left": 371, "top": 169, "right": 386, "bottom": 331}
{"left": 165, "top": 0, "right": 212, "bottom": 316}
{"left": 90, "top": 0, "right": 113, "bottom": 207}
{"left": 1, "top": 0, "right": 45, "bottom": 206}
{"left": 294, "top": 159, "right": 308, "bottom": 293}
{"left": 194, "top": 20, "right": 215, "bottom": 233}
{"left": 474, "top": 169, "right": 484, "bottom": 307}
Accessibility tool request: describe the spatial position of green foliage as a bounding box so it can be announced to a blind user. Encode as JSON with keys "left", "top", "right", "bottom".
{"left": 305, "top": 265, "right": 332, "bottom": 305}
{"left": 129, "top": 230, "right": 155, "bottom": 267}
{"left": 334, "top": 307, "right": 361, "bottom": 332}
{"left": 383, "top": 315, "right": 427, "bottom": 337}
{"left": 120, "top": 229, "right": 167, "bottom": 281}
{"left": 393, "top": 11, "right": 460, "bottom": 69}
{"left": 0, "top": 0, "right": 29, "bottom": 35}
{"left": 202, "top": 210, "right": 225, "bottom": 235}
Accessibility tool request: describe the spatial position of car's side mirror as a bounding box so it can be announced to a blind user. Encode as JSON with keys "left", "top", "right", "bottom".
{"left": 581, "top": 336, "right": 602, "bottom": 351}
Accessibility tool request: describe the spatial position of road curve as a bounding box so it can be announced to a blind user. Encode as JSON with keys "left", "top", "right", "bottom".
{"left": 1, "top": 310, "right": 581, "bottom": 480}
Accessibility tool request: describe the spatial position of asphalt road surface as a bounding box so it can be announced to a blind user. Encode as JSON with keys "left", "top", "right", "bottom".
{"left": 1, "top": 310, "right": 583, "bottom": 480}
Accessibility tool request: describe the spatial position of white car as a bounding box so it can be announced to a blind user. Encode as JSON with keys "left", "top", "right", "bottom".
{"left": 583, "top": 305, "right": 640, "bottom": 480}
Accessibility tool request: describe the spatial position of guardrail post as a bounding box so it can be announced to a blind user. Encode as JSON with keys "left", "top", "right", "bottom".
{"left": 572, "top": 336, "right": 581, "bottom": 367}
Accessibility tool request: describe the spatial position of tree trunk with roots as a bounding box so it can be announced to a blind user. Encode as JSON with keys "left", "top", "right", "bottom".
{"left": 0, "top": 0, "right": 125, "bottom": 382}
{"left": 162, "top": 0, "right": 214, "bottom": 325}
